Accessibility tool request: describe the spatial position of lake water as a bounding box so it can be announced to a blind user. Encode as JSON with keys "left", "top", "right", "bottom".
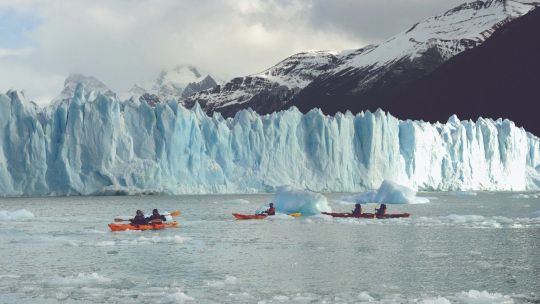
{"left": 0, "top": 192, "right": 539, "bottom": 303}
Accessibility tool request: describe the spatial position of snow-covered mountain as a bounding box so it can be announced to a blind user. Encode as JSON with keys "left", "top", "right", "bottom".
{"left": 185, "top": 0, "right": 539, "bottom": 117}
{"left": 129, "top": 65, "right": 218, "bottom": 103}
{"left": 337, "top": 4, "right": 540, "bottom": 136}
{"left": 51, "top": 74, "right": 116, "bottom": 106}
{"left": 0, "top": 88, "right": 539, "bottom": 196}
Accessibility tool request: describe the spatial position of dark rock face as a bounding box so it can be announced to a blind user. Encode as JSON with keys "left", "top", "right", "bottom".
{"left": 294, "top": 6, "right": 540, "bottom": 136}
{"left": 184, "top": 76, "right": 298, "bottom": 117}
{"left": 290, "top": 47, "right": 448, "bottom": 115}
{"left": 139, "top": 93, "right": 161, "bottom": 107}
{"left": 181, "top": 75, "right": 218, "bottom": 98}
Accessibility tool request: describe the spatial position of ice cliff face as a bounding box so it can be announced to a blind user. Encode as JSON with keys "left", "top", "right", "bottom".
{"left": 0, "top": 88, "right": 539, "bottom": 196}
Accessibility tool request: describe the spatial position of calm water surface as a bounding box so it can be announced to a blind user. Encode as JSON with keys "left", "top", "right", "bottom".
{"left": 0, "top": 192, "right": 539, "bottom": 303}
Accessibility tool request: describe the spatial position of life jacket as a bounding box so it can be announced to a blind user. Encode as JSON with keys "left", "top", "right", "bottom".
{"left": 131, "top": 214, "right": 147, "bottom": 225}
{"left": 376, "top": 205, "right": 387, "bottom": 215}
{"left": 266, "top": 207, "right": 276, "bottom": 216}
{"left": 352, "top": 207, "right": 362, "bottom": 217}
{"left": 148, "top": 214, "right": 166, "bottom": 223}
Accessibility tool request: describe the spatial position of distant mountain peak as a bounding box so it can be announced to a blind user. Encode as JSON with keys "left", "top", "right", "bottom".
{"left": 52, "top": 74, "right": 116, "bottom": 106}
{"left": 128, "top": 65, "right": 218, "bottom": 104}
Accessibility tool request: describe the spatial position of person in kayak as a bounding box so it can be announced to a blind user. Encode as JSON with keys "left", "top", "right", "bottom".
{"left": 261, "top": 203, "right": 276, "bottom": 216}
{"left": 147, "top": 209, "right": 167, "bottom": 224}
{"left": 351, "top": 203, "right": 362, "bottom": 217}
{"left": 130, "top": 210, "right": 148, "bottom": 225}
{"left": 375, "top": 204, "right": 387, "bottom": 216}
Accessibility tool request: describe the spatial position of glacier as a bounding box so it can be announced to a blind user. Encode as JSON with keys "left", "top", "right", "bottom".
{"left": 0, "top": 86, "right": 539, "bottom": 196}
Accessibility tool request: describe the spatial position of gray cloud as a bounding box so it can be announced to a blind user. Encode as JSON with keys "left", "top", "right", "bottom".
{"left": 308, "top": 0, "right": 464, "bottom": 42}
{"left": 0, "top": 0, "right": 466, "bottom": 105}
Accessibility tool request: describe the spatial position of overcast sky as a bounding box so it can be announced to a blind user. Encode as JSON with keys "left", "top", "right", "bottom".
{"left": 0, "top": 0, "right": 464, "bottom": 105}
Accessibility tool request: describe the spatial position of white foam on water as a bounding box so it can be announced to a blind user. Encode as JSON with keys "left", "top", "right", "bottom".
{"left": 267, "top": 213, "right": 297, "bottom": 220}
{"left": 0, "top": 209, "right": 35, "bottom": 221}
{"left": 120, "top": 235, "right": 191, "bottom": 245}
{"left": 256, "top": 290, "right": 528, "bottom": 304}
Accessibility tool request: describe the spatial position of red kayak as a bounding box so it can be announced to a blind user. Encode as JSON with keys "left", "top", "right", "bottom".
{"left": 108, "top": 221, "right": 180, "bottom": 231}
{"left": 321, "top": 212, "right": 410, "bottom": 219}
{"left": 233, "top": 213, "right": 267, "bottom": 220}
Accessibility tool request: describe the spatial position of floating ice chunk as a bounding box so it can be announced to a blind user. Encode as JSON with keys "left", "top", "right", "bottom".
{"left": 449, "top": 191, "right": 478, "bottom": 196}
{"left": 419, "top": 296, "right": 451, "bottom": 304}
{"left": 341, "top": 180, "right": 429, "bottom": 204}
{"left": 0, "top": 209, "right": 35, "bottom": 220}
{"left": 454, "top": 290, "right": 513, "bottom": 304}
{"left": 271, "top": 186, "right": 331, "bottom": 215}
{"left": 44, "top": 273, "right": 112, "bottom": 288}
{"left": 163, "top": 290, "right": 194, "bottom": 303}
{"left": 512, "top": 193, "right": 540, "bottom": 199}
{"left": 357, "top": 292, "right": 375, "bottom": 302}
{"left": 206, "top": 275, "right": 238, "bottom": 288}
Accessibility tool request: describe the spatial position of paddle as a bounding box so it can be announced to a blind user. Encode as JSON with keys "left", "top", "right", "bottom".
{"left": 288, "top": 212, "right": 302, "bottom": 218}
{"left": 114, "top": 210, "right": 181, "bottom": 222}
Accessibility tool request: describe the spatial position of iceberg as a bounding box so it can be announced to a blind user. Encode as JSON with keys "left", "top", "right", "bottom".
{"left": 341, "top": 180, "right": 429, "bottom": 204}
{"left": 270, "top": 186, "right": 331, "bottom": 215}
{"left": 0, "top": 87, "right": 539, "bottom": 196}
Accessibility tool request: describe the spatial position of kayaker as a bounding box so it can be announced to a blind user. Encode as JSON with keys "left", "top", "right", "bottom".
{"left": 262, "top": 203, "right": 276, "bottom": 216}
{"left": 130, "top": 210, "right": 148, "bottom": 225}
{"left": 147, "top": 209, "right": 167, "bottom": 224}
{"left": 375, "top": 203, "right": 387, "bottom": 216}
{"left": 351, "top": 203, "right": 362, "bottom": 217}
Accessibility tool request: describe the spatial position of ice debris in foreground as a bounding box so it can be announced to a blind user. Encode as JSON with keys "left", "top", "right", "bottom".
{"left": 0, "top": 88, "right": 539, "bottom": 195}
{"left": 341, "top": 180, "right": 430, "bottom": 204}
{"left": 0, "top": 209, "right": 35, "bottom": 221}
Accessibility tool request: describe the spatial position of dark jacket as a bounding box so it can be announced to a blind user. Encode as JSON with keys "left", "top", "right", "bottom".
{"left": 376, "top": 204, "right": 387, "bottom": 216}
{"left": 130, "top": 214, "right": 148, "bottom": 225}
{"left": 147, "top": 214, "right": 167, "bottom": 222}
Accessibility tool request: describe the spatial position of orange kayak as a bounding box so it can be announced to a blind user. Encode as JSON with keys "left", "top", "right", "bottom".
{"left": 233, "top": 213, "right": 267, "bottom": 220}
{"left": 108, "top": 221, "right": 180, "bottom": 231}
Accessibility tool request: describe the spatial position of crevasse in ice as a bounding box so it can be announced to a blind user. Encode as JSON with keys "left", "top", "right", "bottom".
{"left": 0, "top": 86, "right": 539, "bottom": 196}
